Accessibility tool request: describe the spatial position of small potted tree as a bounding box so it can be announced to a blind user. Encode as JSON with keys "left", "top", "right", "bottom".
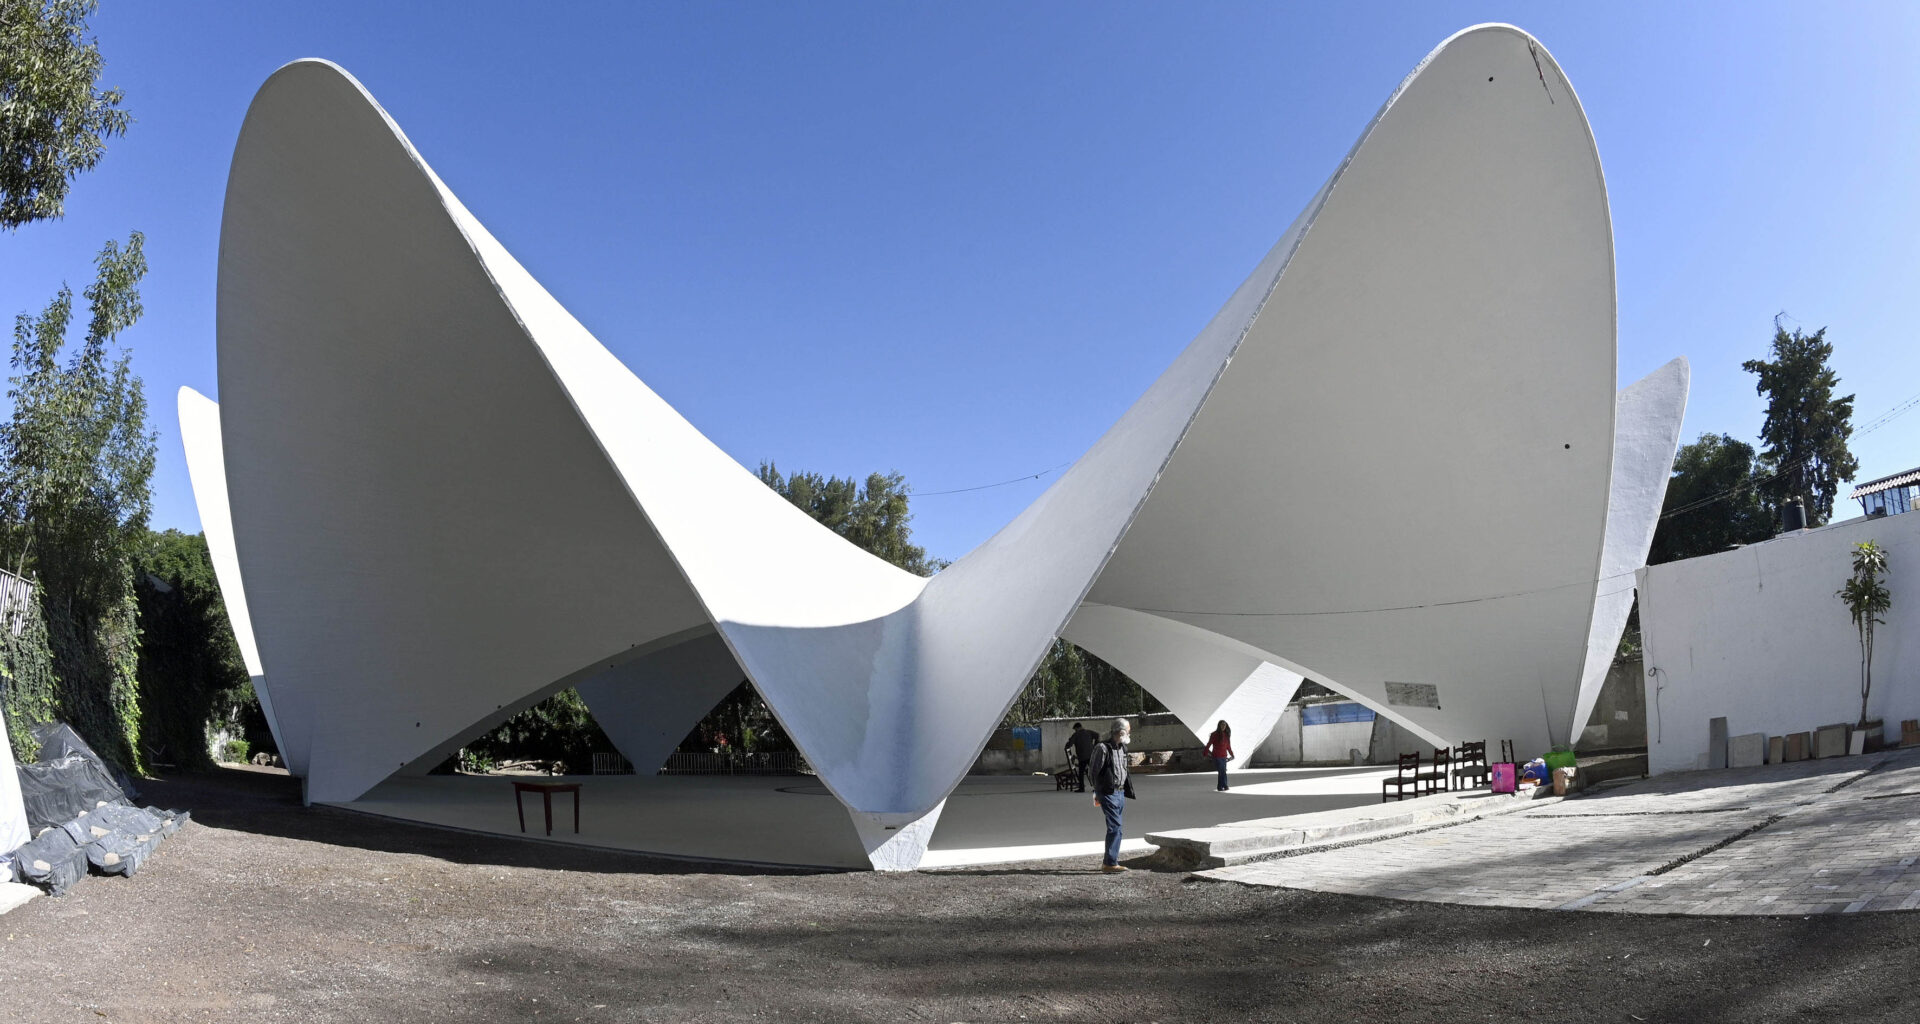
{"left": 1837, "top": 540, "right": 1891, "bottom": 752}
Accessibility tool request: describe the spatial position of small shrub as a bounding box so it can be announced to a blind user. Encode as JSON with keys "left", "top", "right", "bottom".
{"left": 222, "top": 737, "right": 250, "bottom": 764}
{"left": 459, "top": 748, "right": 495, "bottom": 774}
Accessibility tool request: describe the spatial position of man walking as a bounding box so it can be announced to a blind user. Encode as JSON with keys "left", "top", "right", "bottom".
{"left": 1065, "top": 722, "right": 1099, "bottom": 792}
{"left": 1085, "top": 718, "right": 1132, "bottom": 873}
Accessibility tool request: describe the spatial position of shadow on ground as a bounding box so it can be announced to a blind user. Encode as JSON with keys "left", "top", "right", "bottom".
{"left": 140, "top": 766, "right": 829, "bottom": 876}
{"left": 9, "top": 766, "right": 1917, "bottom": 1022}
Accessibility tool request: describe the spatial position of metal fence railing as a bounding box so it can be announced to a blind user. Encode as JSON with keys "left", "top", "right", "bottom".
{"left": 0, "top": 567, "right": 34, "bottom": 638}
{"left": 659, "top": 751, "right": 805, "bottom": 776}
{"left": 591, "top": 752, "right": 635, "bottom": 775}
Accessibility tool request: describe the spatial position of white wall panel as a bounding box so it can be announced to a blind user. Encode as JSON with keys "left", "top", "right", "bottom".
{"left": 1639, "top": 512, "right": 1919, "bottom": 775}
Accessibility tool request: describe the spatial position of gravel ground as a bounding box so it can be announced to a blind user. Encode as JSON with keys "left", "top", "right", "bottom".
{"left": 4, "top": 767, "right": 1918, "bottom": 1023}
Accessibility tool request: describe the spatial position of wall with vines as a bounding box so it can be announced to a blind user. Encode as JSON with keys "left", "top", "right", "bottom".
{"left": 1, "top": 588, "right": 58, "bottom": 761}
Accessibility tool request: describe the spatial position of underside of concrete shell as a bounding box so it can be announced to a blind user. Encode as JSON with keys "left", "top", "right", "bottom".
{"left": 182, "top": 23, "right": 1685, "bottom": 869}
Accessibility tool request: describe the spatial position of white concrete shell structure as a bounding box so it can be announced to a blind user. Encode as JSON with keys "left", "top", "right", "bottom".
{"left": 183, "top": 24, "right": 1687, "bottom": 870}
{"left": 1573, "top": 357, "right": 1690, "bottom": 735}
{"left": 0, "top": 702, "right": 28, "bottom": 853}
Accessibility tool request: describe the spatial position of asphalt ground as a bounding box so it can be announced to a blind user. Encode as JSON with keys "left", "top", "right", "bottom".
{"left": 3, "top": 767, "right": 1917, "bottom": 1023}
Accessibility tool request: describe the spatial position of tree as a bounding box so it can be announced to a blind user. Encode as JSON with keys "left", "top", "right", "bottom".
{"left": 0, "top": 232, "right": 155, "bottom": 768}
{"left": 0, "top": 0, "right": 132, "bottom": 229}
{"left": 463, "top": 686, "right": 608, "bottom": 773}
{"left": 757, "top": 462, "right": 934, "bottom": 575}
{"left": 1006, "top": 639, "right": 1087, "bottom": 726}
{"left": 1647, "top": 433, "right": 1774, "bottom": 564}
{"left": 1002, "top": 637, "right": 1160, "bottom": 726}
{"left": 1836, "top": 540, "right": 1890, "bottom": 729}
{"left": 1742, "top": 323, "right": 1858, "bottom": 527}
{"left": 133, "top": 530, "right": 256, "bottom": 769}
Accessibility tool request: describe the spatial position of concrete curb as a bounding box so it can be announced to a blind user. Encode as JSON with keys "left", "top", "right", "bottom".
{"left": 1146, "top": 786, "right": 1558, "bottom": 869}
{"left": 0, "top": 881, "right": 41, "bottom": 916}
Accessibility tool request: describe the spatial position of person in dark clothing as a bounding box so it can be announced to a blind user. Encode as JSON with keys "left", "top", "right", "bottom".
{"left": 1205, "top": 719, "right": 1234, "bottom": 791}
{"left": 1065, "top": 722, "right": 1099, "bottom": 792}
{"left": 1085, "top": 718, "right": 1132, "bottom": 873}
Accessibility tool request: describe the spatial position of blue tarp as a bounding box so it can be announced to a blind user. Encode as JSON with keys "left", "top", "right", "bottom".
{"left": 1302, "top": 702, "right": 1376, "bottom": 726}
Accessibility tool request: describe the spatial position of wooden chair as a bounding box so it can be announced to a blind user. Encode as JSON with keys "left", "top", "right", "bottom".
{"left": 1055, "top": 748, "right": 1082, "bottom": 791}
{"left": 1415, "top": 747, "right": 1451, "bottom": 796}
{"left": 1451, "top": 740, "right": 1490, "bottom": 790}
{"left": 1382, "top": 751, "right": 1420, "bottom": 802}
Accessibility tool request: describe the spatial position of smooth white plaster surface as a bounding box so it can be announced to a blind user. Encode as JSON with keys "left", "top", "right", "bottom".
{"left": 0, "top": 701, "right": 27, "bottom": 853}
{"left": 1086, "top": 24, "right": 1620, "bottom": 756}
{"left": 573, "top": 631, "right": 744, "bottom": 776}
{"left": 1572, "top": 357, "right": 1690, "bottom": 736}
{"left": 1638, "top": 510, "right": 1919, "bottom": 775}
{"left": 1063, "top": 603, "right": 1303, "bottom": 755}
{"left": 177, "top": 387, "right": 285, "bottom": 758}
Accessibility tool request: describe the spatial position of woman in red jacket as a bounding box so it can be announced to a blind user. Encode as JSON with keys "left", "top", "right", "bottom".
{"left": 1205, "top": 720, "right": 1233, "bottom": 791}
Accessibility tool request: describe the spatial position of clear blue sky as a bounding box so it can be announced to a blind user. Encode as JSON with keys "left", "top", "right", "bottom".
{"left": 5, "top": 3, "right": 1918, "bottom": 562}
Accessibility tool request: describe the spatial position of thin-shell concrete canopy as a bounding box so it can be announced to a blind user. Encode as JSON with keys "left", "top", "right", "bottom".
{"left": 187, "top": 24, "right": 1685, "bottom": 869}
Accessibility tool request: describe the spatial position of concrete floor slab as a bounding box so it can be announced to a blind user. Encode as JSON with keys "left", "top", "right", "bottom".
{"left": 1206, "top": 749, "right": 1920, "bottom": 915}
{"left": 333, "top": 765, "right": 1394, "bottom": 870}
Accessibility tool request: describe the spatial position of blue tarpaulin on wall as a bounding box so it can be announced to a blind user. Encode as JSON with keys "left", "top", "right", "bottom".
{"left": 1010, "top": 726, "right": 1041, "bottom": 750}
{"left": 1302, "top": 702, "right": 1376, "bottom": 726}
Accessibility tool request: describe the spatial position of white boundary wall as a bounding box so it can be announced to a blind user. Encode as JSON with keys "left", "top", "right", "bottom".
{"left": 1638, "top": 512, "right": 1920, "bottom": 776}
{"left": 0, "top": 703, "right": 27, "bottom": 853}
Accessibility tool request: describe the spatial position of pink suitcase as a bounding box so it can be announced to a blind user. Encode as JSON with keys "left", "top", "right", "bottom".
{"left": 1489, "top": 762, "right": 1517, "bottom": 794}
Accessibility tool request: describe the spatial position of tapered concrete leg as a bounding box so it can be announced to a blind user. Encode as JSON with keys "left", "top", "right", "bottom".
{"left": 577, "top": 631, "right": 744, "bottom": 774}
{"left": 1573, "top": 357, "right": 1690, "bottom": 735}
{"left": 848, "top": 801, "right": 945, "bottom": 871}
{"left": 1065, "top": 604, "right": 1302, "bottom": 753}
{"left": 178, "top": 389, "right": 291, "bottom": 767}
{"left": 1200, "top": 663, "right": 1304, "bottom": 757}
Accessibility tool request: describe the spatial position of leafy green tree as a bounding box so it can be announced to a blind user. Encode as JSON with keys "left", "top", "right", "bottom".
{"left": 1005, "top": 639, "right": 1087, "bottom": 726}
{"left": 674, "top": 678, "right": 792, "bottom": 756}
{"left": 1648, "top": 433, "right": 1775, "bottom": 564}
{"left": 0, "top": 0, "right": 132, "bottom": 229}
{"left": 1836, "top": 540, "right": 1890, "bottom": 729}
{"left": 757, "top": 462, "right": 934, "bottom": 575}
{"left": 1742, "top": 324, "right": 1858, "bottom": 526}
{"left": 132, "top": 530, "right": 255, "bottom": 768}
{"left": 464, "top": 687, "right": 608, "bottom": 773}
{"left": 0, "top": 232, "right": 155, "bottom": 768}
{"left": 1003, "top": 638, "right": 1159, "bottom": 726}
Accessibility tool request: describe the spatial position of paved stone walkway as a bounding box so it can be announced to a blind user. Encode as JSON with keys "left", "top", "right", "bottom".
{"left": 1204, "top": 748, "right": 1920, "bottom": 915}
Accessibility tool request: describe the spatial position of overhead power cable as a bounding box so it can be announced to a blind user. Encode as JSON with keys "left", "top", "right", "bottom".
{"left": 915, "top": 461, "right": 1074, "bottom": 497}
{"left": 1131, "top": 567, "right": 1642, "bottom": 620}
{"left": 1658, "top": 385, "right": 1920, "bottom": 522}
{"left": 1856, "top": 389, "right": 1920, "bottom": 436}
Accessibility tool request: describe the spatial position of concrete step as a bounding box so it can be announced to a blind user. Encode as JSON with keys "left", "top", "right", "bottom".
{"left": 0, "top": 881, "right": 41, "bottom": 916}
{"left": 1145, "top": 786, "right": 1554, "bottom": 869}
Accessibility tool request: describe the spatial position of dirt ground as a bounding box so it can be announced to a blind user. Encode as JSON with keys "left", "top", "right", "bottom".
{"left": 3, "top": 767, "right": 1917, "bottom": 1023}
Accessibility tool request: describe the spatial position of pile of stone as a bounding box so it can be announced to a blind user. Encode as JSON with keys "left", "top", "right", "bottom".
{"left": 2, "top": 723, "right": 191, "bottom": 897}
{"left": 1704, "top": 716, "right": 1880, "bottom": 770}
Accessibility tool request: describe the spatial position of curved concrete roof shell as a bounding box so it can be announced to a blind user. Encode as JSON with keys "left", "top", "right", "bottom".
{"left": 186, "top": 24, "right": 1686, "bottom": 869}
